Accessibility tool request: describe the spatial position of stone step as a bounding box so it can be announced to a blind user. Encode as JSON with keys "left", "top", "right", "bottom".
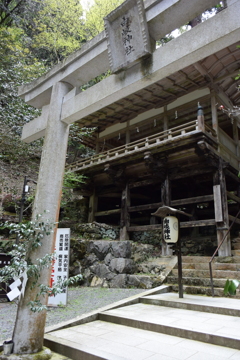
{"left": 170, "top": 284, "right": 240, "bottom": 298}
{"left": 171, "top": 284, "right": 225, "bottom": 297}
{"left": 181, "top": 262, "right": 239, "bottom": 271}
{"left": 166, "top": 276, "right": 226, "bottom": 288}
{"left": 181, "top": 256, "right": 240, "bottom": 265}
{"left": 232, "top": 250, "right": 240, "bottom": 256}
{"left": 171, "top": 268, "right": 240, "bottom": 279}
{"left": 140, "top": 293, "right": 240, "bottom": 316}
{"left": 44, "top": 291, "right": 240, "bottom": 359}
{"left": 180, "top": 256, "right": 211, "bottom": 263}
{"left": 231, "top": 256, "right": 240, "bottom": 263}
{"left": 232, "top": 243, "right": 240, "bottom": 250}
{"left": 99, "top": 302, "right": 240, "bottom": 350}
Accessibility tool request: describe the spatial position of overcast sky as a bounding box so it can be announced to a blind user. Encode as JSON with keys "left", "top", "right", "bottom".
{"left": 81, "top": 0, "right": 94, "bottom": 10}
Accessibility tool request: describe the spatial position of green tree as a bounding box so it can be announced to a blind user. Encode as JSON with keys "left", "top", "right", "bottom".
{"left": 31, "top": 0, "right": 86, "bottom": 65}
{"left": 0, "top": 26, "right": 47, "bottom": 166}
{"left": 0, "top": 0, "right": 26, "bottom": 26}
{"left": 85, "top": 0, "right": 124, "bottom": 39}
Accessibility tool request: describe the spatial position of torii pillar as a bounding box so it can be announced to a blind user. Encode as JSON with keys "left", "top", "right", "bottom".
{"left": 12, "top": 81, "right": 72, "bottom": 354}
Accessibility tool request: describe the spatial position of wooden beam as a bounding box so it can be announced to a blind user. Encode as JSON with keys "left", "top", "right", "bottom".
{"left": 95, "top": 209, "right": 121, "bottom": 217}
{"left": 128, "top": 224, "right": 162, "bottom": 232}
{"left": 225, "top": 169, "right": 240, "bottom": 183}
{"left": 128, "top": 202, "right": 162, "bottom": 213}
{"left": 128, "top": 219, "right": 216, "bottom": 231}
{"left": 213, "top": 185, "right": 223, "bottom": 222}
{"left": 172, "top": 195, "right": 214, "bottom": 206}
{"left": 229, "top": 215, "right": 240, "bottom": 226}
{"left": 170, "top": 167, "right": 213, "bottom": 181}
{"left": 180, "top": 219, "right": 215, "bottom": 228}
{"left": 128, "top": 195, "right": 214, "bottom": 213}
{"left": 129, "top": 179, "right": 159, "bottom": 189}
{"left": 227, "top": 191, "right": 240, "bottom": 204}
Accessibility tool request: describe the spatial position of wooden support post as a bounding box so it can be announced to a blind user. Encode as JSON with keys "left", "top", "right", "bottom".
{"left": 161, "top": 175, "right": 173, "bottom": 255}
{"left": 211, "top": 90, "right": 219, "bottom": 140}
{"left": 88, "top": 188, "right": 98, "bottom": 223}
{"left": 163, "top": 106, "right": 168, "bottom": 140}
{"left": 232, "top": 118, "right": 239, "bottom": 157}
{"left": 197, "top": 105, "right": 205, "bottom": 132}
{"left": 213, "top": 161, "right": 231, "bottom": 256}
{"left": 120, "top": 183, "right": 130, "bottom": 240}
{"left": 126, "top": 120, "right": 130, "bottom": 144}
{"left": 96, "top": 133, "right": 100, "bottom": 154}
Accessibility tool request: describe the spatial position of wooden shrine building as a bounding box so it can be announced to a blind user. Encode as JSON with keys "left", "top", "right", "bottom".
{"left": 19, "top": 0, "right": 240, "bottom": 257}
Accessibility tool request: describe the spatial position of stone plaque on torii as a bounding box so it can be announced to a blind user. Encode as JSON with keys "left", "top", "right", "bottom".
{"left": 104, "top": 0, "right": 152, "bottom": 73}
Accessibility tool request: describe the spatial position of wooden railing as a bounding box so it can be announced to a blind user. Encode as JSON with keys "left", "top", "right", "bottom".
{"left": 67, "top": 120, "right": 217, "bottom": 172}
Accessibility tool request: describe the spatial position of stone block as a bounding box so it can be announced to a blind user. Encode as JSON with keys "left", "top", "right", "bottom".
{"left": 104, "top": 252, "right": 113, "bottom": 265}
{"left": 127, "top": 274, "right": 141, "bottom": 287}
{"left": 90, "top": 276, "right": 108, "bottom": 288}
{"left": 128, "top": 274, "right": 153, "bottom": 289}
{"left": 109, "top": 258, "right": 135, "bottom": 274}
{"left": 92, "top": 263, "right": 115, "bottom": 280}
{"left": 83, "top": 253, "right": 98, "bottom": 267}
{"left": 109, "top": 274, "right": 127, "bottom": 288}
{"left": 111, "top": 241, "right": 131, "bottom": 258}
{"left": 91, "top": 240, "right": 112, "bottom": 260}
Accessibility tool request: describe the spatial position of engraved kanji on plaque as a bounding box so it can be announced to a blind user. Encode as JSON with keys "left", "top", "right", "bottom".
{"left": 104, "top": 0, "right": 151, "bottom": 73}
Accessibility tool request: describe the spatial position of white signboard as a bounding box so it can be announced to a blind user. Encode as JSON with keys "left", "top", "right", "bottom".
{"left": 48, "top": 228, "right": 70, "bottom": 306}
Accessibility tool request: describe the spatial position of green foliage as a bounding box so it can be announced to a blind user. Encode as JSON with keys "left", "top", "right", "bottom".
{"left": 0, "top": 216, "right": 82, "bottom": 312}
{"left": 61, "top": 171, "right": 87, "bottom": 208}
{"left": 224, "top": 279, "right": 240, "bottom": 296}
{"left": 85, "top": 0, "right": 124, "bottom": 39}
{"left": 0, "top": 0, "right": 26, "bottom": 26}
{"left": 0, "top": 26, "right": 47, "bottom": 165}
{"left": 80, "top": 70, "right": 111, "bottom": 92}
{"left": 31, "top": 0, "right": 86, "bottom": 65}
{"left": 63, "top": 171, "right": 86, "bottom": 189}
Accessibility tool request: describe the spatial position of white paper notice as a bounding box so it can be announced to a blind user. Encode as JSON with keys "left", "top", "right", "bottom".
{"left": 9, "top": 278, "right": 22, "bottom": 290}
{"left": 7, "top": 287, "right": 21, "bottom": 301}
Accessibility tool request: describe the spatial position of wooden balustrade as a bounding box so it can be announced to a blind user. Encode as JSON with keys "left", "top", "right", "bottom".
{"left": 67, "top": 120, "right": 217, "bottom": 172}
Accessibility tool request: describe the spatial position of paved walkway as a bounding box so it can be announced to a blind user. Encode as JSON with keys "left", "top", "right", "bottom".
{"left": 45, "top": 292, "right": 240, "bottom": 360}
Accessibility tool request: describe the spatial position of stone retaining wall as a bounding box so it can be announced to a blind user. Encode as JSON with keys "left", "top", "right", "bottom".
{"left": 70, "top": 239, "right": 167, "bottom": 289}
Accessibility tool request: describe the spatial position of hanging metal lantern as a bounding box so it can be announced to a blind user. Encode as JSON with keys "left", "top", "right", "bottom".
{"left": 163, "top": 215, "right": 179, "bottom": 244}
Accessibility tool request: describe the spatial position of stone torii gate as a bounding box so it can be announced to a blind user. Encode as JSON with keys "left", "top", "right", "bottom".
{"left": 11, "top": 0, "right": 240, "bottom": 354}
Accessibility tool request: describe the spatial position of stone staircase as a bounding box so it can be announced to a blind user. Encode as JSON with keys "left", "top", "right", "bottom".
{"left": 166, "top": 255, "right": 240, "bottom": 297}
{"left": 232, "top": 236, "right": 240, "bottom": 257}
{"left": 44, "top": 288, "right": 240, "bottom": 359}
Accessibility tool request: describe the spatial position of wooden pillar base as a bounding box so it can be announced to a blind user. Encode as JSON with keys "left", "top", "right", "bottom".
{"left": 120, "top": 183, "right": 130, "bottom": 240}
{"left": 217, "top": 229, "right": 231, "bottom": 256}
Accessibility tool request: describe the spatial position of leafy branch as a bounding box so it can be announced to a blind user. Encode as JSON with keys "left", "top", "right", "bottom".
{"left": 0, "top": 215, "right": 82, "bottom": 311}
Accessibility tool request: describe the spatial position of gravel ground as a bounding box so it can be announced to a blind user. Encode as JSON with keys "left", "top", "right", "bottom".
{"left": 0, "top": 287, "right": 145, "bottom": 344}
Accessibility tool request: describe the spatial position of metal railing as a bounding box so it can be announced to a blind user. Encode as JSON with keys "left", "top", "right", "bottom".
{"left": 209, "top": 209, "right": 240, "bottom": 297}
